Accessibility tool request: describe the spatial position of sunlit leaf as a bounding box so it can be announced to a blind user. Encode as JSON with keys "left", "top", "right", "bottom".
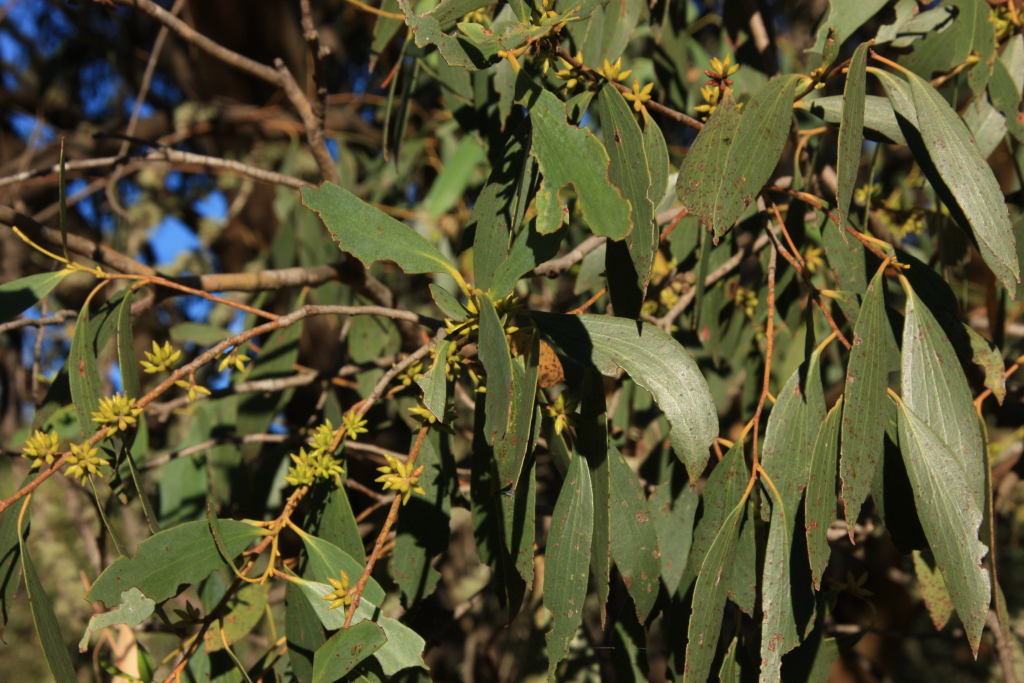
{"left": 531, "top": 313, "right": 717, "bottom": 480}
{"left": 676, "top": 75, "right": 800, "bottom": 239}
{"left": 876, "top": 69, "right": 1019, "bottom": 292}
{"left": 806, "top": 399, "right": 842, "bottom": 589}
{"left": 302, "top": 182, "right": 463, "bottom": 281}
{"left": 896, "top": 400, "right": 990, "bottom": 654}
{"left": 516, "top": 73, "right": 633, "bottom": 238}
{"left": 312, "top": 620, "right": 386, "bottom": 683}
{"left": 839, "top": 267, "right": 889, "bottom": 527}
{"left": 87, "top": 520, "right": 264, "bottom": 608}
{"left": 836, "top": 42, "right": 869, "bottom": 235}
{"left": 0, "top": 270, "right": 70, "bottom": 326}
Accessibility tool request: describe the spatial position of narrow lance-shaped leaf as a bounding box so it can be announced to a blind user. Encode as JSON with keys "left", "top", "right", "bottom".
{"left": 578, "top": 370, "right": 611, "bottom": 623}
{"left": 312, "top": 620, "right": 387, "bottom": 683}
{"left": 650, "top": 463, "right": 699, "bottom": 595}
{"left": 799, "top": 95, "right": 907, "bottom": 145}
{"left": 545, "top": 452, "right": 594, "bottom": 680}
{"left": 836, "top": 42, "right": 869, "bottom": 237}
{"left": 598, "top": 82, "right": 657, "bottom": 317}
{"left": 470, "top": 117, "right": 531, "bottom": 293}
{"left": 608, "top": 444, "right": 661, "bottom": 622}
{"left": 759, "top": 346, "right": 827, "bottom": 677}
{"left": 301, "top": 182, "right": 464, "bottom": 282}
{"left": 840, "top": 267, "right": 889, "bottom": 529}
{"left": 901, "top": 288, "right": 985, "bottom": 514}
{"left": 896, "top": 400, "right": 990, "bottom": 655}
{"left": 488, "top": 221, "right": 565, "bottom": 299}
{"left": 68, "top": 300, "right": 104, "bottom": 439}
{"left": 87, "top": 520, "right": 265, "bottom": 608}
{"left": 493, "top": 333, "right": 539, "bottom": 490}
{"left": 515, "top": 72, "right": 632, "bottom": 238}
{"left": 806, "top": 398, "right": 842, "bottom": 589}
{"left": 478, "top": 295, "right": 513, "bottom": 445}
{"left": 676, "top": 75, "right": 801, "bottom": 239}
{"left": 0, "top": 270, "right": 71, "bottom": 326}
{"left": 913, "top": 548, "right": 955, "bottom": 631}
{"left": 416, "top": 339, "right": 451, "bottom": 421}
{"left": 531, "top": 313, "right": 717, "bottom": 481}
{"left": 683, "top": 499, "right": 744, "bottom": 683}
{"left": 21, "top": 547, "right": 77, "bottom": 683}
{"left": 874, "top": 69, "right": 1019, "bottom": 292}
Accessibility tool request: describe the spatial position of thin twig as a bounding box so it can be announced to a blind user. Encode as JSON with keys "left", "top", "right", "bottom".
{"left": 0, "top": 309, "right": 77, "bottom": 335}
{"left": 988, "top": 609, "right": 1020, "bottom": 683}
{"left": 750, "top": 245, "right": 778, "bottom": 472}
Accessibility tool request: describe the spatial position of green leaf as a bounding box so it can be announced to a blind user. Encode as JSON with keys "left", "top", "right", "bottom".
{"left": 80, "top": 587, "right": 156, "bottom": 652}
{"left": 875, "top": 69, "right": 1020, "bottom": 292}
{"left": 348, "top": 313, "right": 400, "bottom": 364}
{"left": 800, "top": 95, "right": 907, "bottom": 145}
{"left": 302, "top": 182, "right": 463, "bottom": 282}
{"left": 87, "top": 519, "right": 264, "bottom": 608}
{"left": 429, "top": 284, "right": 467, "bottom": 321}
{"left": 807, "top": 0, "right": 889, "bottom": 57}
{"left": 896, "top": 400, "right": 990, "bottom": 654}
{"left": 806, "top": 398, "right": 842, "bottom": 590}
{"left": 515, "top": 72, "right": 633, "bottom": 238}
{"left": 500, "top": 445, "right": 537, "bottom": 586}
{"left": 839, "top": 267, "right": 889, "bottom": 527}
{"left": 642, "top": 111, "right": 670, "bottom": 208}
{"left": 205, "top": 581, "right": 270, "bottom": 652}
{"left": 489, "top": 221, "right": 565, "bottom": 298}
{"left": 0, "top": 270, "right": 70, "bottom": 326}
{"left": 681, "top": 442, "right": 748, "bottom": 595}
{"left": 988, "top": 52, "right": 1024, "bottom": 144}
{"left": 650, "top": 463, "right": 699, "bottom": 595}
{"left": 901, "top": 288, "right": 985, "bottom": 515}
{"left": 578, "top": 370, "right": 611, "bottom": 623}
{"left": 759, "top": 346, "right": 827, "bottom": 676}
{"left": 21, "top": 548, "right": 77, "bottom": 683}
{"left": 608, "top": 445, "right": 661, "bottom": 621}
{"left": 478, "top": 294, "right": 513, "bottom": 445}
{"left": 912, "top": 549, "right": 955, "bottom": 630}
{"left": 303, "top": 479, "right": 365, "bottom": 568}
{"left": 294, "top": 528, "right": 385, "bottom": 606}
{"left": 958, "top": 0, "right": 997, "bottom": 94}
{"left": 370, "top": 0, "right": 404, "bottom": 64}
{"left": 683, "top": 498, "right": 744, "bottom": 683}
{"left": 676, "top": 75, "right": 801, "bottom": 239}
{"left": 424, "top": 136, "right": 486, "bottom": 219}
{"left": 291, "top": 577, "right": 427, "bottom": 675}
{"left": 836, "top": 43, "right": 869, "bottom": 234}
{"left": 762, "top": 344, "right": 828, "bottom": 511}
{"left": 531, "top": 313, "right": 717, "bottom": 481}
{"left": 468, "top": 119, "right": 531, "bottom": 293}
{"left": 493, "top": 333, "right": 539, "bottom": 490}
{"left": 416, "top": 339, "right": 452, "bottom": 422}
{"left": 545, "top": 452, "right": 594, "bottom": 680}
{"left": 312, "top": 620, "right": 387, "bottom": 683}
{"left": 116, "top": 292, "right": 142, "bottom": 402}
{"left": 286, "top": 580, "right": 327, "bottom": 683}
{"left": 68, "top": 300, "right": 104, "bottom": 439}
{"left": 598, "top": 82, "right": 657, "bottom": 316}
{"left": 168, "top": 322, "right": 233, "bottom": 346}
{"left": 392, "top": 430, "right": 453, "bottom": 605}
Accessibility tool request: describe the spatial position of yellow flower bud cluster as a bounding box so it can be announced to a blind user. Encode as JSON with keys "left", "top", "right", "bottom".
{"left": 140, "top": 340, "right": 181, "bottom": 373}
{"left": 544, "top": 392, "right": 579, "bottom": 436}
{"left": 91, "top": 392, "right": 144, "bottom": 437}
{"left": 375, "top": 453, "right": 426, "bottom": 505}
{"left": 284, "top": 420, "right": 346, "bottom": 487}
{"left": 21, "top": 430, "right": 60, "bottom": 470}
{"left": 322, "top": 570, "right": 353, "bottom": 612}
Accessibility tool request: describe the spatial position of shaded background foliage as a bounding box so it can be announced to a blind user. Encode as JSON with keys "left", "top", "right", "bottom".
{"left": 1, "top": 0, "right": 1024, "bottom": 681}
